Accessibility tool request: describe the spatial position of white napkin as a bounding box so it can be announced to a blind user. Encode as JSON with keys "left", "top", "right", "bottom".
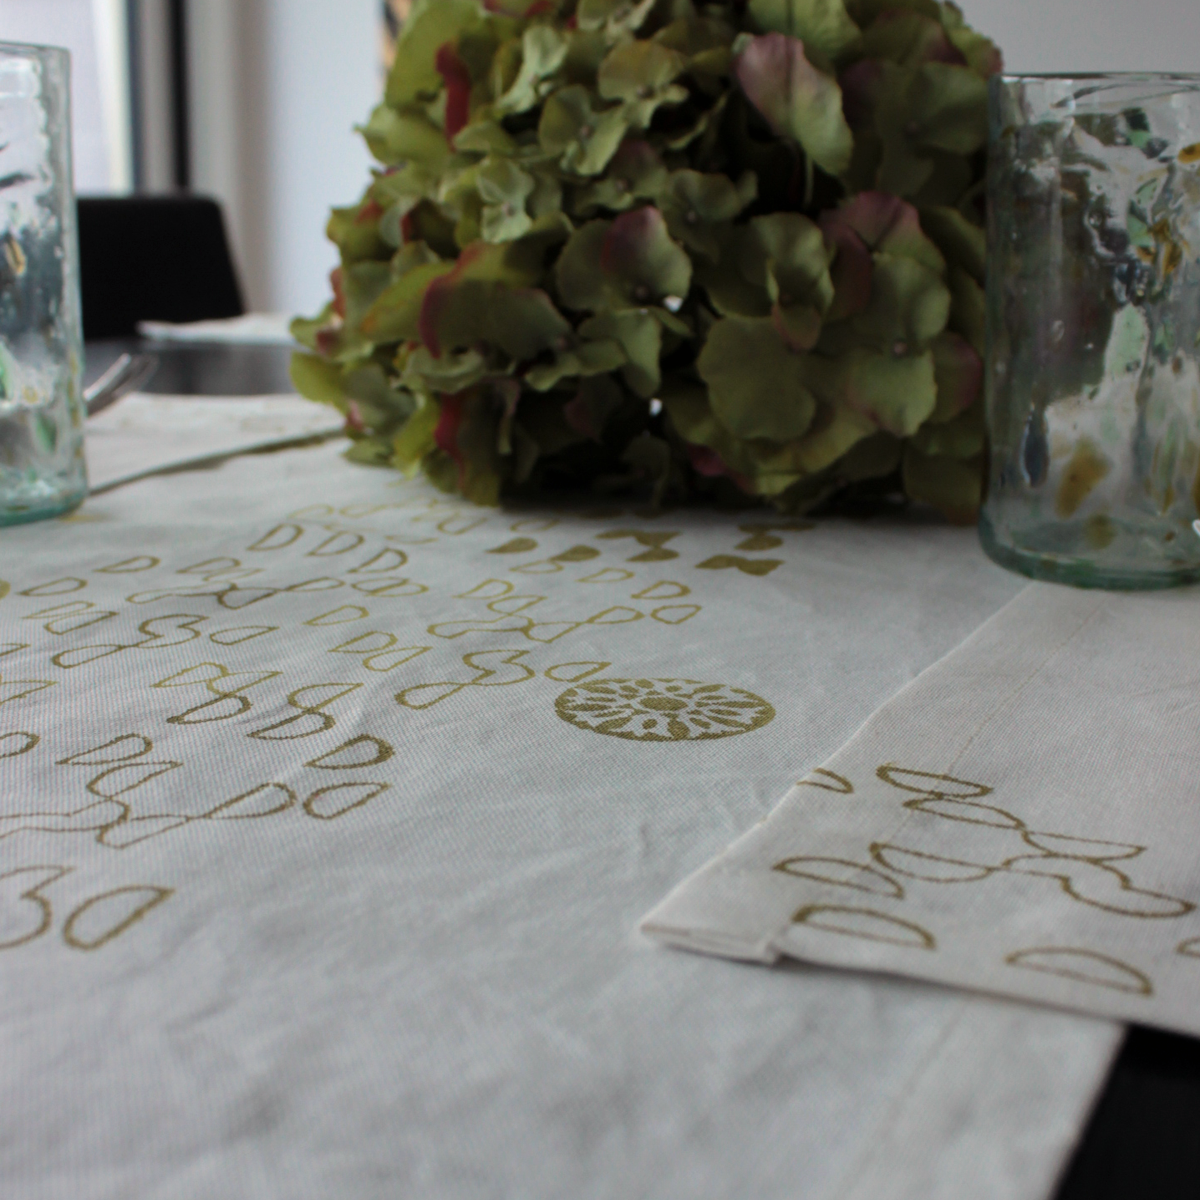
{"left": 644, "top": 582, "right": 1200, "bottom": 1035}
{"left": 136, "top": 313, "right": 298, "bottom": 346}
{"left": 0, "top": 440, "right": 1120, "bottom": 1200}
{"left": 85, "top": 393, "right": 345, "bottom": 491}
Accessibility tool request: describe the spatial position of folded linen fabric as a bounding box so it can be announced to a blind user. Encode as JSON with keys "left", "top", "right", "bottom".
{"left": 0, "top": 437, "right": 1120, "bottom": 1200}
{"left": 86, "top": 393, "right": 345, "bottom": 491}
{"left": 644, "top": 582, "right": 1200, "bottom": 1034}
{"left": 136, "top": 313, "right": 298, "bottom": 345}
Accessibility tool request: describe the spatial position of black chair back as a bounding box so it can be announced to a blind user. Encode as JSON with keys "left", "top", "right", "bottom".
{"left": 77, "top": 195, "right": 245, "bottom": 340}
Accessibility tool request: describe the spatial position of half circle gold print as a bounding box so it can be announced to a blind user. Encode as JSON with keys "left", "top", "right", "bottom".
{"left": 1177, "top": 937, "right": 1200, "bottom": 958}
{"left": 1005, "top": 948, "right": 1153, "bottom": 995}
{"left": 876, "top": 765, "right": 994, "bottom": 799}
{"left": 797, "top": 769, "right": 854, "bottom": 794}
{"left": 62, "top": 886, "right": 173, "bottom": 951}
{"left": 791, "top": 905, "right": 936, "bottom": 950}
{"left": 555, "top": 679, "right": 775, "bottom": 742}
{"left": 774, "top": 858, "right": 904, "bottom": 899}
{"left": 0, "top": 731, "right": 39, "bottom": 759}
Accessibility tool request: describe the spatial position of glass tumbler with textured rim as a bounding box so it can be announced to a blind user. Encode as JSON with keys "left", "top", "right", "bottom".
{"left": 0, "top": 42, "right": 86, "bottom": 526}
{"left": 981, "top": 74, "right": 1200, "bottom": 588}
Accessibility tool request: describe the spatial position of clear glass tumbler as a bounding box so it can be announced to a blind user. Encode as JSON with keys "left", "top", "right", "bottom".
{"left": 981, "top": 74, "right": 1200, "bottom": 588}
{"left": 0, "top": 42, "right": 86, "bottom": 525}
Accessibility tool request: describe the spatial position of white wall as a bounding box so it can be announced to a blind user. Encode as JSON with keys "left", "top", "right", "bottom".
{"left": 958, "top": 0, "right": 1200, "bottom": 75}
{"left": 0, "top": 0, "right": 130, "bottom": 193}
{"left": 187, "top": 0, "right": 379, "bottom": 316}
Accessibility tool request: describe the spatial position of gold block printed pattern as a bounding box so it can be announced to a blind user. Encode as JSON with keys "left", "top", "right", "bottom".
{"left": 554, "top": 679, "right": 775, "bottom": 742}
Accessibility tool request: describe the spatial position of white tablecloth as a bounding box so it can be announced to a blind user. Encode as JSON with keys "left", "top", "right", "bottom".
{"left": 0, "top": 436, "right": 1121, "bottom": 1200}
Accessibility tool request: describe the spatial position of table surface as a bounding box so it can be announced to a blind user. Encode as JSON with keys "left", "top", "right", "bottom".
{"left": 79, "top": 337, "right": 1200, "bottom": 1199}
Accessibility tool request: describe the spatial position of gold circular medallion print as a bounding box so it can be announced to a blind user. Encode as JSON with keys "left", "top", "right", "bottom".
{"left": 554, "top": 678, "right": 775, "bottom": 742}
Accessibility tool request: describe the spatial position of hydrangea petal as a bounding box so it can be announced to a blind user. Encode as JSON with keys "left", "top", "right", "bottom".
{"left": 698, "top": 317, "right": 818, "bottom": 441}
{"left": 735, "top": 33, "right": 854, "bottom": 176}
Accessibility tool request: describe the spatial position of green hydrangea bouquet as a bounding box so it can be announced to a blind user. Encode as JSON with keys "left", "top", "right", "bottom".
{"left": 291, "top": 0, "right": 1000, "bottom": 519}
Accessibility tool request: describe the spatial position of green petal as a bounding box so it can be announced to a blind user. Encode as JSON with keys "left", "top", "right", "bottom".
{"left": 556, "top": 208, "right": 691, "bottom": 312}
{"left": 555, "top": 221, "right": 610, "bottom": 310}
{"left": 402, "top": 346, "right": 491, "bottom": 394}
{"left": 576, "top": 0, "right": 657, "bottom": 38}
{"left": 452, "top": 120, "right": 518, "bottom": 156}
{"left": 902, "top": 443, "right": 982, "bottom": 522}
{"left": 392, "top": 399, "right": 441, "bottom": 473}
{"left": 843, "top": 252, "right": 950, "bottom": 352}
{"left": 698, "top": 317, "right": 818, "bottom": 441}
{"left": 929, "top": 330, "right": 982, "bottom": 423}
{"left": 601, "top": 206, "right": 693, "bottom": 306}
{"left": 386, "top": 0, "right": 482, "bottom": 107}
{"left": 858, "top": 11, "right": 959, "bottom": 68}
{"left": 735, "top": 33, "right": 853, "bottom": 176}
{"left": 524, "top": 339, "right": 627, "bottom": 391}
{"left": 752, "top": 212, "right": 836, "bottom": 314}
{"left": 910, "top": 402, "right": 983, "bottom": 458}
{"left": 919, "top": 205, "right": 986, "bottom": 282}
{"left": 809, "top": 346, "right": 937, "bottom": 436}
{"left": 538, "top": 85, "right": 629, "bottom": 175}
{"left": 906, "top": 62, "right": 988, "bottom": 155}
{"left": 358, "top": 105, "right": 450, "bottom": 168}
{"left": 947, "top": 264, "right": 985, "bottom": 355}
{"left": 495, "top": 24, "right": 570, "bottom": 115}
{"left": 290, "top": 353, "right": 347, "bottom": 409}
{"left": 748, "top": 0, "right": 862, "bottom": 63}
{"left": 361, "top": 261, "right": 456, "bottom": 343}
{"left": 661, "top": 169, "right": 757, "bottom": 257}
{"left": 580, "top": 309, "right": 663, "bottom": 397}
{"left": 597, "top": 40, "right": 686, "bottom": 101}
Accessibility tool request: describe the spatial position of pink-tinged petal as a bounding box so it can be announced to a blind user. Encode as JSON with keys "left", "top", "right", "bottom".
{"left": 772, "top": 303, "right": 823, "bottom": 352}
{"left": 687, "top": 443, "right": 729, "bottom": 478}
{"left": 600, "top": 206, "right": 692, "bottom": 302}
{"left": 418, "top": 276, "right": 452, "bottom": 358}
{"left": 330, "top": 267, "right": 346, "bottom": 320}
{"left": 563, "top": 392, "right": 600, "bottom": 441}
{"left": 484, "top": 0, "right": 554, "bottom": 13}
{"left": 418, "top": 243, "right": 488, "bottom": 357}
{"left": 735, "top": 33, "right": 853, "bottom": 177}
{"left": 436, "top": 43, "right": 473, "bottom": 141}
{"left": 434, "top": 393, "right": 466, "bottom": 485}
{"left": 606, "top": 139, "right": 664, "bottom": 191}
{"left": 345, "top": 401, "right": 366, "bottom": 434}
{"left": 932, "top": 332, "right": 983, "bottom": 419}
{"left": 354, "top": 198, "right": 384, "bottom": 226}
{"left": 828, "top": 191, "right": 944, "bottom": 271}
{"left": 839, "top": 59, "right": 883, "bottom": 129}
{"left": 871, "top": 10, "right": 965, "bottom": 66}
{"left": 819, "top": 217, "right": 873, "bottom": 321}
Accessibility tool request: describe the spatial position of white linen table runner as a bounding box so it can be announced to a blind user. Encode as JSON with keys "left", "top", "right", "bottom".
{"left": 645, "top": 583, "right": 1200, "bottom": 1035}
{"left": 0, "top": 425, "right": 1120, "bottom": 1200}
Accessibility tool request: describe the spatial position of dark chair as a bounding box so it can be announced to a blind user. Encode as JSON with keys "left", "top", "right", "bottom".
{"left": 77, "top": 195, "right": 245, "bottom": 340}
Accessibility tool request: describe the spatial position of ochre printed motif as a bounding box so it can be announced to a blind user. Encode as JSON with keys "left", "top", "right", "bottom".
{"left": 775, "top": 858, "right": 904, "bottom": 899}
{"left": 2, "top": 493, "right": 797, "bottom": 956}
{"left": 869, "top": 765, "right": 1195, "bottom": 921}
{"left": 0, "top": 731, "right": 39, "bottom": 758}
{"left": 771, "top": 764, "right": 1192, "bottom": 992}
{"left": 791, "top": 905, "right": 936, "bottom": 949}
{"left": 554, "top": 679, "right": 775, "bottom": 742}
{"left": 1005, "top": 948, "right": 1153, "bottom": 996}
{"left": 0, "top": 867, "right": 172, "bottom": 952}
{"left": 797, "top": 769, "right": 854, "bottom": 794}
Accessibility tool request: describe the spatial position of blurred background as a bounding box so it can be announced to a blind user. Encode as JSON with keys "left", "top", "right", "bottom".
{"left": 0, "top": 0, "right": 1198, "bottom": 323}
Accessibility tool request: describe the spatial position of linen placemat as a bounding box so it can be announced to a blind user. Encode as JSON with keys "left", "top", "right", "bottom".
{"left": 644, "top": 582, "right": 1200, "bottom": 1034}
{"left": 86, "top": 393, "right": 344, "bottom": 492}
{"left": 1, "top": 438, "right": 1120, "bottom": 1200}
